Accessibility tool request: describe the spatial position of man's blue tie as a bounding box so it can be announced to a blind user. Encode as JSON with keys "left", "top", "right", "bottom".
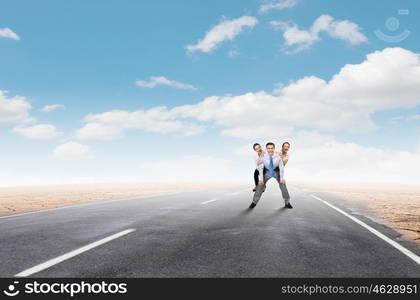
{"left": 269, "top": 156, "right": 274, "bottom": 178}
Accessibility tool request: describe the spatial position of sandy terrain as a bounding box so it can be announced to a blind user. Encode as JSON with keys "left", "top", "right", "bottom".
{"left": 0, "top": 182, "right": 240, "bottom": 216}
{"left": 292, "top": 182, "right": 420, "bottom": 247}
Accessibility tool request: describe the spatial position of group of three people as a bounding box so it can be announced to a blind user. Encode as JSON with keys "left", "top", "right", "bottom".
{"left": 249, "top": 142, "right": 292, "bottom": 209}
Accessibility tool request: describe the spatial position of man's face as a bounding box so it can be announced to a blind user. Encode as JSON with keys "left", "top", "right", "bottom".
{"left": 254, "top": 144, "right": 262, "bottom": 153}
{"left": 282, "top": 143, "right": 290, "bottom": 153}
{"left": 266, "top": 144, "right": 275, "bottom": 155}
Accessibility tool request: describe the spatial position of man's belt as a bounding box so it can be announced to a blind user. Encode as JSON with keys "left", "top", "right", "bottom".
{"left": 263, "top": 167, "right": 279, "bottom": 174}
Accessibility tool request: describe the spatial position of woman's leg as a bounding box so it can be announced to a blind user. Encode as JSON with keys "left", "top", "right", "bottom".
{"left": 253, "top": 169, "right": 259, "bottom": 187}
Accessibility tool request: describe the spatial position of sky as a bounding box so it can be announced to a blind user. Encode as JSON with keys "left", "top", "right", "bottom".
{"left": 1, "top": 0, "right": 420, "bottom": 186}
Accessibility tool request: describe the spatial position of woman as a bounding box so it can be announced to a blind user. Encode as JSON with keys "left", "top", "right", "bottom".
{"left": 279, "top": 142, "right": 290, "bottom": 166}
{"left": 252, "top": 143, "right": 264, "bottom": 192}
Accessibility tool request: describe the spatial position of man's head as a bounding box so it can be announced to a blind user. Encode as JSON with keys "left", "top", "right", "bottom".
{"left": 266, "top": 142, "right": 275, "bottom": 155}
{"left": 253, "top": 143, "right": 262, "bottom": 153}
{"left": 282, "top": 142, "right": 290, "bottom": 153}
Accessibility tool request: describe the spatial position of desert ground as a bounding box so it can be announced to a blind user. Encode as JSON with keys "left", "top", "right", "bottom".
{"left": 292, "top": 182, "right": 420, "bottom": 247}
{"left": 0, "top": 182, "right": 239, "bottom": 216}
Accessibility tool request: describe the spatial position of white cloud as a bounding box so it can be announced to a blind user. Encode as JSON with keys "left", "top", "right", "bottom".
{"left": 221, "top": 125, "right": 293, "bottom": 139}
{"left": 75, "top": 122, "right": 124, "bottom": 140}
{"left": 0, "top": 27, "right": 20, "bottom": 40}
{"left": 284, "top": 131, "right": 420, "bottom": 183}
{"left": 186, "top": 16, "right": 258, "bottom": 53}
{"left": 76, "top": 48, "right": 420, "bottom": 141}
{"left": 135, "top": 76, "right": 197, "bottom": 90}
{"left": 13, "top": 124, "right": 63, "bottom": 139}
{"left": 53, "top": 142, "right": 91, "bottom": 160}
{"left": 389, "top": 114, "right": 420, "bottom": 123}
{"left": 75, "top": 108, "right": 204, "bottom": 140}
{"left": 137, "top": 155, "right": 232, "bottom": 181}
{"left": 172, "top": 47, "right": 420, "bottom": 138}
{"left": 271, "top": 14, "right": 367, "bottom": 53}
{"left": 0, "top": 90, "right": 33, "bottom": 123}
{"left": 40, "top": 104, "right": 65, "bottom": 112}
{"left": 407, "top": 114, "right": 420, "bottom": 121}
{"left": 228, "top": 48, "right": 239, "bottom": 58}
{"left": 259, "top": 0, "right": 299, "bottom": 13}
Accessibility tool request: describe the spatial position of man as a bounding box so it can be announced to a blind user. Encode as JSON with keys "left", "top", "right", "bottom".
{"left": 252, "top": 143, "right": 264, "bottom": 192}
{"left": 252, "top": 142, "right": 290, "bottom": 191}
{"left": 250, "top": 142, "right": 292, "bottom": 209}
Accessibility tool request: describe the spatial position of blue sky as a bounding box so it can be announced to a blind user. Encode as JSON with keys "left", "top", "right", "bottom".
{"left": 1, "top": 0, "right": 420, "bottom": 186}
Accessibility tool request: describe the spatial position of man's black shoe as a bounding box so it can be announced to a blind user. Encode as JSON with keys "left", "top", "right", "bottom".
{"left": 285, "top": 203, "right": 293, "bottom": 209}
{"left": 252, "top": 187, "right": 256, "bottom": 192}
{"left": 249, "top": 202, "right": 256, "bottom": 209}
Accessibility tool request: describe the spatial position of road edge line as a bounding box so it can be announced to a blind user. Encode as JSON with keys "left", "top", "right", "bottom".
{"left": 311, "top": 194, "right": 420, "bottom": 266}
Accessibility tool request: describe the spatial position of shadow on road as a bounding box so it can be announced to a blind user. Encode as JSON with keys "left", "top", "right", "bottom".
{"left": 238, "top": 208, "right": 253, "bottom": 215}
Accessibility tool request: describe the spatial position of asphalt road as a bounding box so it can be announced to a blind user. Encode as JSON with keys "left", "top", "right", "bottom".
{"left": 1, "top": 184, "right": 419, "bottom": 277}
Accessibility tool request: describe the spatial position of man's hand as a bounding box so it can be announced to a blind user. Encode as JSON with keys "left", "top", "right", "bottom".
{"left": 258, "top": 180, "right": 264, "bottom": 185}
{"left": 280, "top": 178, "right": 285, "bottom": 184}
{"left": 257, "top": 161, "right": 262, "bottom": 166}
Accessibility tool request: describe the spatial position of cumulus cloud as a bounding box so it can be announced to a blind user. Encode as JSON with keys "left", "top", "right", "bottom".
{"left": 0, "top": 90, "right": 33, "bottom": 123}
{"left": 75, "top": 108, "right": 204, "bottom": 140}
{"left": 173, "top": 47, "right": 420, "bottom": 138}
{"left": 137, "top": 155, "right": 232, "bottom": 181}
{"left": 389, "top": 113, "right": 420, "bottom": 124}
{"left": 407, "top": 114, "right": 420, "bottom": 121}
{"left": 221, "top": 125, "right": 293, "bottom": 139}
{"left": 285, "top": 131, "right": 420, "bottom": 183}
{"left": 0, "top": 27, "right": 20, "bottom": 40}
{"left": 75, "top": 123, "right": 124, "bottom": 140}
{"left": 270, "top": 14, "right": 367, "bottom": 53}
{"left": 76, "top": 48, "right": 420, "bottom": 141}
{"left": 186, "top": 16, "right": 258, "bottom": 53}
{"left": 259, "top": 0, "right": 299, "bottom": 13}
{"left": 53, "top": 142, "right": 91, "bottom": 160}
{"left": 13, "top": 124, "right": 63, "bottom": 139}
{"left": 135, "top": 76, "right": 197, "bottom": 90}
{"left": 228, "top": 48, "right": 239, "bottom": 58}
{"left": 40, "top": 104, "right": 65, "bottom": 112}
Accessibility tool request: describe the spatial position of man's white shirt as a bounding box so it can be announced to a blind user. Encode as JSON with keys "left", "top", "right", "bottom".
{"left": 256, "top": 152, "right": 284, "bottom": 181}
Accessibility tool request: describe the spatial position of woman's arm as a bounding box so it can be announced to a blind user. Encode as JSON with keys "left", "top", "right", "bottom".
{"left": 279, "top": 152, "right": 289, "bottom": 166}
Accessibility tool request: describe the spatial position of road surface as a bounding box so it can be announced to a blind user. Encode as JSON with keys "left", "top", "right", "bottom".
{"left": 0, "top": 184, "right": 419, "bottom": 277}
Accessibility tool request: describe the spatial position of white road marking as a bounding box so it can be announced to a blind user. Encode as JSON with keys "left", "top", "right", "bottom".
{"left": 201, "top": 189, "right": 248, "bottom": 205}
{"left": 201, "top": 197, "right": 221, "bottom": 204}
{"left": 15, "top": 228, "right": 136, "bottom": 277}
{"left": 311, "top": 194, "right": 420, "bottom": 266}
